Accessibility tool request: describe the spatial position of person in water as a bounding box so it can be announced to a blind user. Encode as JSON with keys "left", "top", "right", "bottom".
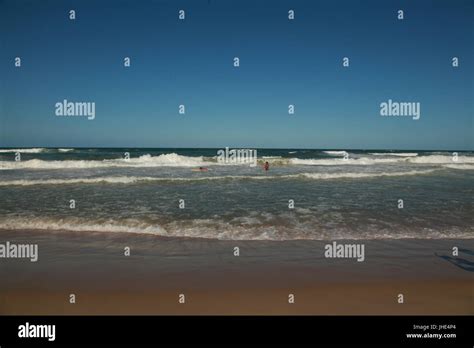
{"left": 263, "top": 161, "right": 269, "bottom": 171}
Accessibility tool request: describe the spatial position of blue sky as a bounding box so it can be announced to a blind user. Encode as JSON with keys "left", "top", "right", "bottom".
{"left": 0, "top": 0, "right": 472, "bottom": 150}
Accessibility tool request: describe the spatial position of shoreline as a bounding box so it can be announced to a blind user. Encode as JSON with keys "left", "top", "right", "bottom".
{"left": 1, "top": 229, "right": 473, "bottom": 315}
{"left": 2, "top": 227, "right": 474, "bottom": 241}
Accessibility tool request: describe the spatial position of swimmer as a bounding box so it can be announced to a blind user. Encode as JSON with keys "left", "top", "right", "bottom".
{"left": 263, "top": 161, "right": 269, "bottom": 171}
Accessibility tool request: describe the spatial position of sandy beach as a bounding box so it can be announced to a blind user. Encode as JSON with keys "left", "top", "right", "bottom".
{"left": 1, "top": 1, "right": 473, "bottom": 344}
{"left": 1, "top": 229, "right": 472, "bottom": 315}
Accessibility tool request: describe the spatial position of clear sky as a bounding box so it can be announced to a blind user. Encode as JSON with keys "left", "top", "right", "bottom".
{"left": 0, "top": 0, "right": 472, "bottom": 150}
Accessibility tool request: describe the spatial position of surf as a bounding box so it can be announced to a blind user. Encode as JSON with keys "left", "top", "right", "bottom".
{"left": 0, "top": 169, "right": 441, "bottom": 186}
{"left": 0, "top": 215, "right": 471, "bottom": 241}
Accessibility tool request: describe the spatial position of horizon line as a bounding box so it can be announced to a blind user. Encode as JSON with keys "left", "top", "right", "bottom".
{"left": 0, "top": 146, "right": 472, "bottom": 152}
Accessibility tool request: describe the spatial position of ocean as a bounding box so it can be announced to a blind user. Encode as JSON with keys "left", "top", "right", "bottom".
{"left": 0, "top": 148, "right": 472, "bottom": 240}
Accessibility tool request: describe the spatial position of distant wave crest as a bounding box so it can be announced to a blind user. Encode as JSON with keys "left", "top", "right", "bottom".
{"left": 369, "top": 152, "right": 418, "bottom": 157}
{"left": 291, "top": 155, "right": 474, "bottom": 166}
{"left": 323, "top": 150, "right": 348, "bottom": 156}
{"left": 0, "top": 153, "right": 212, "bottom": 169}
{"left": 0, "top": 148, "right": 46, "bottom": 153}
{"left": 0, "top": 151, "right": 473, "bottom": 170}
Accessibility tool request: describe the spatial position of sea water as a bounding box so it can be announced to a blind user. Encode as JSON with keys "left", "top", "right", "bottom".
{"left": 0, "top": 148, "right": 472, "bottom": 240}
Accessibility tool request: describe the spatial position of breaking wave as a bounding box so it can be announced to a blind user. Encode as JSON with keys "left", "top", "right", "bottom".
{"left": 0, "top": 151, "right": 473, "bottom": 170}
{"left": 290, "top": 155, "right": 474, "bottom": 166}
{"left": 443, "top": 164, "right": 474, "bottom": 170}
{"left": 0, "top": 169, "right": 439, "bottom": 186}
{"left": 0, "top": 153, "right": 212, "bottom": 170}
{"left": 369, "top": 152, "right": 418, "bottom": 157}
{"left": 323, "top": 151, "right": 348, "bottom": 156}
{"left": 0, "top": 215, "right": 471, "bottom": 240}
{"left": 0, "top": 148, "right": 46, "bottom": 153}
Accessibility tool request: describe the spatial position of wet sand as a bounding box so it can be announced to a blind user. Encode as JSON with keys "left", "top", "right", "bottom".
{"left": 0, "top": 229, "right": 473, "bottom": 315}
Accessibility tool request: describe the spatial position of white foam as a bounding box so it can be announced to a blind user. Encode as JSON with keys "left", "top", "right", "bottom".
{"left": 443, "top": 164, "right": 474, "bottom": 170}
{"left": 323, "top": 151, "right": 348, "bottom": 156}
{"left": 0, "top": 217, "right": 167, "bottom": 236}
{"left": 290, "top": 155, "right": 474, "bottom": 166}
{"left": 408, "top": 155, "right": 474, "bottom": 164}
{"left": 370, "top": 152, "right": 418, "bottom": 157}
{"left": 0, "top": 215, "right": 471, "bottom": 240}
{"left": 0, "top": 176, "right": 166, "bottom": 186}
{"left": 300, "top": 169, "right": 437, "bottom": 179}
{"left": 58, "top": 148, "right": 74, "bottom": 152}
{"left": 0, "top": 169, "right": 439, "bottom": 186}
{"left": 0, "top": 153, "right": 213, "bottom": 170}
{"left": 0, "top": 148, "right": 45, "bottom": 153}
{"left": 290, "top": 157, "right": 399, "bottom": 165}
{"left": 1, "top": 152, "right": 472, "bottom": 170}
